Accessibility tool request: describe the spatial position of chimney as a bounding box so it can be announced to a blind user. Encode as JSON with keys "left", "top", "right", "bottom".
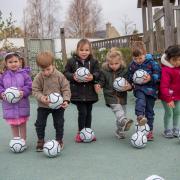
{"left": 106, "top": 23, "right": 111, "bottom": 38}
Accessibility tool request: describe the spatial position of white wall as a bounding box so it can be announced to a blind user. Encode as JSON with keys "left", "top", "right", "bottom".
{"left": 0, "top": 38, "right": 24, "bottom": 48}
{"left": 0, "top": 38, "right": 102, "bottom": 58}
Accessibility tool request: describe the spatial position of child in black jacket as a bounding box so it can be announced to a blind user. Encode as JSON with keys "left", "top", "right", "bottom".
{"left": 64, "top": 39, "right": 100, "bottom": 142}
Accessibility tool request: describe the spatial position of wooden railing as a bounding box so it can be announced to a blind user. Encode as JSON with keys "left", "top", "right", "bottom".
{"left": 91, "top": 33, "right": 143, "bottom": 49}
{"left": 152, "top": 4, "right": 180, "bottom": 51}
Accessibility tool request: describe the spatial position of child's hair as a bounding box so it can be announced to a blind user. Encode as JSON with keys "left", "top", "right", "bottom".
{"left": 76, "top": 39, "right": 92, "bottom": 56}
{"left": 36, "top": 51, "right": 54, "bottom": 68}
{"left": 109, "top": 47, "right": 119, "bottom": 52}
{"left": 1, "top": 52, "right": 26, "bottom": 72}
{"left": 165, "top": 45, "right": 180, "bottom": 61}
{"left": 106, "top": 49, "right": 126, "bottom": 68}
{"left": 19, "top": 57, "right": 26, "bottom": 68}
{"left": 131, "top": 41, "right": 147, "bottom": 57}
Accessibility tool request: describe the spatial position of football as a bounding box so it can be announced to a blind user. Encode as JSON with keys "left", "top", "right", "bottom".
{"left": 145, "top": 175, "right": 165, "bottom": 180}
{"left": 130, "top": 131, "right": 147, "bottom": 148}
{"left": 75, "top": 67, "right": 90, "bottom": 82}
{"left": 80, "top": 128, "right": 95, "bottom": 142}
{"left": 133, "top": 69, "right": 148, "bottom": 84}
{"left": 43, "top": 140, "right": 61, "bottom": 158}
{"left": 4, "top": 87, "right": 21, "bottom": 103}
{"left": 48, "top": 93, "right": 63, "bottom": 109}
{"left": 113, "top": 77, "right": 127, "bottom": 92}
{"left": 135, "top": 123, "right": 150, "bottom": 136}
{"left": 9, "top": 137, "right": 26, "bottom": 153}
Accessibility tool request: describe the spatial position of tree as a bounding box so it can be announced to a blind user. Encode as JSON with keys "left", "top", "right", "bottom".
{"left": 64, "top": 0, "right": 102, "bottom": 38}
{"left": 23, "top": 0, "right": 61, "bottom": 38}
{"left": 120, "top": 15, "right": 134, "bottom": 35}
{"left": 0, "top": 11, "right": 24, "bottom": 39}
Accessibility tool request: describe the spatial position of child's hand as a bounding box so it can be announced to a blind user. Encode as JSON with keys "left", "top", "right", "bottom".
{"left": 94, "top": 84, "right": 102, "bottom": 94}
{"left": 1, "top": 92, "right": 6, "bottom": 100}
{"left": 40, "top": 95, "right": 49, "bottom": 105}
{"left": 167, "top": 101, "right": 175, "bottom": 108}
{"left": 73, "top": 74, "right": 81, "bottom": 83}
{"left": 143, "top": 74, "right": 151, "bottom": 83}
{"left": 122, "top": 81, "right": 132, "bottom": 91}
{"left": 85, "top": 74, "right": 93, "bottom": 82}
{"left": 19, "top": 91, "right": 24, "bottom": 98}
{"left": 61, "top": 101, "right": 69, "bottom": 109}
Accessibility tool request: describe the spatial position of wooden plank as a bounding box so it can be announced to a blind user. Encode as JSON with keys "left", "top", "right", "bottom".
{"left": 172, "top": 6, "right": 180, "bottom": 10}
{"left": 147, "top": 0, "right": 154, "bottom": 53}
{"left": 153, "top": 8, "right": 164, "bottom": 22}
{"left": 142, "top": 2, "right": 147, "bottom": 33}
{"left": 138, "top": 0, "right": 176, "bottom": 8}
{"left": 154, "top": 8, "right": 162, "bottom": 51}
{"left": 163, "top": 0, "right": 174, "bottom": 48}
{"left": 170, "top": 3, "right": 175, "bottom": 32}
{"left": 176, "top": 1, "right": 180, "bottom": 44}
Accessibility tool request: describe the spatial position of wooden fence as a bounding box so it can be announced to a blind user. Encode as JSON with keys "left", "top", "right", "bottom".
{"left": 91, "top": 33, "right": 143, "bottom": 50}
{"left": 152, "top": 1, "right": 180, "bottom": 52}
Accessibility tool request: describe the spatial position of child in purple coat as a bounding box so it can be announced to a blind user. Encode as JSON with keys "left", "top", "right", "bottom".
{"left": 0, "top": 52, "right": 32, "bottom": 145}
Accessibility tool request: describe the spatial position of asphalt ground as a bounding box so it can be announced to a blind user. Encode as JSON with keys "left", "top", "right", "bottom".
{"left": 0, "top": 94, "right": 179, "bottom": 180}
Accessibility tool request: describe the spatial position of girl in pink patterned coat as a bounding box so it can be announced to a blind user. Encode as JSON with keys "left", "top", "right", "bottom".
{"left": 159, "top": 45, "right": 180, "bottom": 138}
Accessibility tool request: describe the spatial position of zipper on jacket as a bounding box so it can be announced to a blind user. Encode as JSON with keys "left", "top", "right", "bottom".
{"left": 76, "top": 61, "right": 79, "bottom": 70}
{"left": 113, "top": 72, "right": 120, "bottom": 104}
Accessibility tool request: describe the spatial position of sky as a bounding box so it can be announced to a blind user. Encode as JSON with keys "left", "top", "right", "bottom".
{"left": 0, "top": 0, "right": 143, "bottom": 34}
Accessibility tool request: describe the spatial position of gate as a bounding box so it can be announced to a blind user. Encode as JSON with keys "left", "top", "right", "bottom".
{"left": 24, "top": 38, "right": 54, "bottom": 75}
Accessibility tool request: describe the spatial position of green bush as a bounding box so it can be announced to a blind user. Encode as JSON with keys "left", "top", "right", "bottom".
{"left": 93, "top": 47, "right": 132, "bottom": 67}
{"left": 119, "top": 47, "right": 132, "bottom": 66}
{"left": 93, "top": 48, "right": 108, "bottom": 67}
{"left": 55, "top": 58, "right": 64, "bottom": 72}
{"left": 53, "top": 48, "right": 133, "bottom": 72}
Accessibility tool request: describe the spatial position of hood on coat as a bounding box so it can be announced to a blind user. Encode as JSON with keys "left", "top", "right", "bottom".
{"left": 102, "top": 62, "right": 110, "bottom": 71}
{"left": 161, "top": 54, "right": 174, "bottom": 68}
{"left": 3, "top": 67, "right": 31, "bottom": 77}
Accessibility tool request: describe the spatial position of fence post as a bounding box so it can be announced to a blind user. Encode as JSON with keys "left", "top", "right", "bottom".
{"left": 154, "top": 8, "right": 164, "bottom": 52}
{"left": 163, "top": 0, "right": 174, "bottom": 48}
{"left": 24, "top": 37, "right": 29, "bottom": 65}
{"left": 176, "top": 0, "right": 180, "bottom": 45}
{"left": 141, "top": 1, "right": 149, "bottom": 50}
{"left": 147, "top": 0, "right": 154, "bottom": 53}
{"left": 60, "top": 28, "right": 67, "bottom": 67}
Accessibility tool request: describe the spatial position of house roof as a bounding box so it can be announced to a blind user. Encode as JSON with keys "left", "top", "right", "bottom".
{"left": 137, "top": 0, "right": 176, "bottom": 8}
{"left": 94, "top": 30, "right": 106, "bottom": 38}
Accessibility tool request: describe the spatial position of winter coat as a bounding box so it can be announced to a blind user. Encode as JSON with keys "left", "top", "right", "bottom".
{"left": 159, "top": 54, "right": 180, "bottom": 103}
{"left": 64, "top": 54, "right": 100, "bottom": 103}
{"left": 32, "top": 68, "right": 71, "bottom": 108}
{"left": 0, "top": 68, "right": 32, "bottom": 119}
{"left": 128, "top": 54, "right": 161, "bottom": 98}
{"left": 99, "top": 63, "right": 128, "bottom": 105}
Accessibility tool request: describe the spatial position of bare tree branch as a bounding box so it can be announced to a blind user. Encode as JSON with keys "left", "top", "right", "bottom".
{"left": 65, "top": 0, "right": 102, "bottom": 38}
{"left": 120, "top": 15, "right": 134, "bottom": 35}
{"left": 23, "top": 0, "right": 62, "bottom": 38}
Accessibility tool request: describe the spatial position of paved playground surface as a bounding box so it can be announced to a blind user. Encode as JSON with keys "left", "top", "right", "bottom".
{"left": 0, "top": 94, "right": 179, "bottom": 180}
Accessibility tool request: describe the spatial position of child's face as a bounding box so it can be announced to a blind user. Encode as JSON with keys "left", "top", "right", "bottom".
{"left": 77, "top": 44, "right": 90, "bottom": 60}
{"left": 41, "top": 65, "right": 54, "bottom": 77}
{"left": 133, "top": 55, "right": 145, "bottom": 64}
{"left": 6, "top": 56, "right": 21, "bottom": 71}
{"left": 108, "top": 57, "right": 121, "bottom": 72}
{"left": 170, "top": 57, "right": 180, "bottom": 67}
